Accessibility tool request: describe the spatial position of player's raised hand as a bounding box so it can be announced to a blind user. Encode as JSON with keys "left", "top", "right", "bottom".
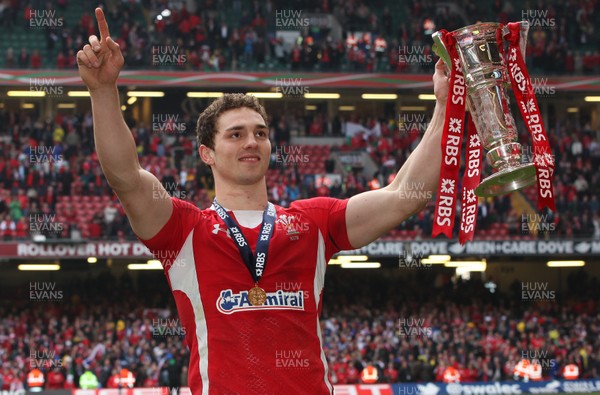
{"left": 433, "top": 59, "right": 449, "bottom": 103}
{"left": 77, "top": 8, "right": 124, "bottom": 92}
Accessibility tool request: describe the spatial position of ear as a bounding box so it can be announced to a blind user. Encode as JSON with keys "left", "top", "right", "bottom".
{"left": 199, "top": 144, "right": 215, "bottom": 166}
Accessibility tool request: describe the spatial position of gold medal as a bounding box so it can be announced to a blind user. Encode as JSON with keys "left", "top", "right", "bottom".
{"left": 248, "top": 284, "right": 267, "bottom": 306}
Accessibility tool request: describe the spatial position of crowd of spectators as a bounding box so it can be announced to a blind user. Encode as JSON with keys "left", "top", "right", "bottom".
{"left": 321, "top": 269, "right": 600, "bottom": 384}
{"left": 0, "top": 269, "right": 598, "bottom": 388}
{"left": 0, "top": 106, "right": 598, "bottom": 241}
{"left": 1, "top": 0, "right": 599, "bottom": 74}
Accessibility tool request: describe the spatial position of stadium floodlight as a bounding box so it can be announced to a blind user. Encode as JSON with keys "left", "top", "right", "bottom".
{"left": 399, "top": 106, "right": 427, "bottom": 111}
{"left": 304, "top": 93, "right": 340, "bottom": 99}
{"left": 121, "top": 105, "right": 127, "bottom": 111}
{"left": 57, "top": 103, "right": 76, "bottom": 109}
{"left": 127, "top": 97, "right": 137, "bottom": 105}
{"left": 336, "top": 255, "right": 369, "bottom": 262}
{"left": 246, "top": 92, "right": 283, "bottom": 99}
{"left": 18, "top": 264, "right": 60, "bottom": 271}
{"left": 428, "top": 255, "right": 451, "bottom": 261}
{"left": 128, "top": 260, "right": 163, "bottom": 270}
{"left": 584, "top": 96, "right": 600, "bottom": 102}
{"left": 7, "top": 90, "right": 45, "bottom": 97}
{"left": 127, "top": 91, "right": 165, "bottom": 97}
{"left": 67, "top": 91, "right": 90, "bottom": 97}
{"left": 546, "top": 260, "right": 585, "bottom": 267}
{"left": 305, "top": 105, "right": 317, "bottom": 110}
{"left": 187, "top": 92, "right": 224, "bottom": 98}
{"left": 338, "top": 106, "right": 355, "bottom": 111}
{"left": 421, "top": 254, "right": 451, "bottom": 264}
{"left": 361, "top": 94, "right": 398, "bottom": 100}
{"left": 418, "top": 94, "right": 436, "bottom": 101}
{"left": 329, "top": 255, "right": 369, "bottom": 265}
{"left": 567, "top": 107, "right": 579, "bottom": 113}
{"left": 444, "top": 260, "right": 487, "bottom": 272}
{"left": 87, "top": 257, "right": 97, "bottom": 264}
{"left": 340, "top": 262, "right": 381, "bottom": 269}
{"left": 22, "top": 103, "right": 35, "bottom": 109}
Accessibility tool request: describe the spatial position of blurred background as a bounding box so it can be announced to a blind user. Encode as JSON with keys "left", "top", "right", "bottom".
{"left": 0, "top": 0, "right": 598, "bottom": 394}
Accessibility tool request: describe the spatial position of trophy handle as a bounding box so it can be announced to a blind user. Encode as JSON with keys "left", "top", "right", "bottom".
{"left": 503, "top": 20, "right": 529, "bottom": 61}
{"left": 432, "top": 31, "right": 451, "bottom": 70}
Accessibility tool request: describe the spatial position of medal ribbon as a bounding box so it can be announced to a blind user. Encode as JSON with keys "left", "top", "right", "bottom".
{"left": 432, "top": 31, "right": 467, "bottom": 239}
{"left": 212, "top": 199, "right": 276, "bottom": 284}
{"left": 459, "top": 115, "right": 483, "bottom": 244}
{"left": 504, "top": 22, "right": 556, "bottom": 211}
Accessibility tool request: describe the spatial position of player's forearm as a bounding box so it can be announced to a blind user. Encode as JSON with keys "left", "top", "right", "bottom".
{"left": 90, "top": 86, "right": 141, "bottom": 192}
{"left": 389, "top": 101, "right": 446, "bottom": 213}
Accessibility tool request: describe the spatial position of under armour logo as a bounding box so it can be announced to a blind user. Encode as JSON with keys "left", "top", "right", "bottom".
{"left": 212, "top": 224, "right": 231, "bottom": 238}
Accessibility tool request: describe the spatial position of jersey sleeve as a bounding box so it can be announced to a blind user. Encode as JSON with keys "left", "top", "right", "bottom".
{"left": 137, "top": 197, "right": 203, "bottom": 270}
{"left": 290, "top": 197, "right": 354, "bottom": 259}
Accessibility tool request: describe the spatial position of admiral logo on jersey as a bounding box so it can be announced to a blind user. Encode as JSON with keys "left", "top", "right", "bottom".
{"left": 217, "top": 289, "right": 305, "bottom": 314}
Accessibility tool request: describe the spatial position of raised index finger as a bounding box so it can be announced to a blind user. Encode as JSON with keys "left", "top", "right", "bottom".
{"left": 95, "top": 7, "right": 110, "bottom": 42}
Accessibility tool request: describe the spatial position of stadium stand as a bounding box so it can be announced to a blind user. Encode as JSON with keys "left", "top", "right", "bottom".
{"left": 0, "top": 0, "right": 599, "bottom": 392}
{"left": 0, "top": 109, "right": 597, "bottom": 241}
{"left": 0, "top": 0, "right": 598, "bottom": 73}
{"left": 0, "top": 269, "right": 599, "bottom": 388}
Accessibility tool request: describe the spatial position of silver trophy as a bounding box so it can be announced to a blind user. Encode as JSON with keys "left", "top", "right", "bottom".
{"left": 432, "top": 22, "right": 536, "bottom": 197}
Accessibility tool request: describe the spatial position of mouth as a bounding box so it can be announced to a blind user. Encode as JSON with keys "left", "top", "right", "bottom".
{"left": 238, "top": 155, "right": 261, "bottom": 162}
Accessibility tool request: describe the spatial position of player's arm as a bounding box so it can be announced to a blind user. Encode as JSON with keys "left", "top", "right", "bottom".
{"left": 345, "top": 60, "right": 449, "bottom": 248}
{"left": 77, "top": 8, "right": 172, "bottom": 240}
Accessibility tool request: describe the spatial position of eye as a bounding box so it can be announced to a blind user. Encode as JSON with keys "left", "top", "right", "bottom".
{"left": 230, "top": 132, "right": 241, "bottom": 138}
{"left": 256, "top": 130, "right": 267, "bottom": 138}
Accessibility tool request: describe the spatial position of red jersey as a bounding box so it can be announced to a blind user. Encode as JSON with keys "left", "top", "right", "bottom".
{"left": 140, "top": 197, "right": 353, "bottom": 394}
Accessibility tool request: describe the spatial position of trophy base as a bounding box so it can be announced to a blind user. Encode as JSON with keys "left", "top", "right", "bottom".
{"left": 475, "top": 163, "right": 537, "bottom": 197}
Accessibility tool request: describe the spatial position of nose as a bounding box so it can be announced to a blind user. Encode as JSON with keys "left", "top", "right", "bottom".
{"left": 242, "top": 133, "right": 258, "bottom": 149}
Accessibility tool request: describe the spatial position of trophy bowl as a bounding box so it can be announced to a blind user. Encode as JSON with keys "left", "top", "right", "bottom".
{"left": 432, "top": 22, "right": 537, "bottom": 197}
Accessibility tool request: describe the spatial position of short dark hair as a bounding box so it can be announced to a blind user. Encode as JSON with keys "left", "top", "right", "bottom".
{"left": 195, "top": 93, "right": 269, "bottom": 150}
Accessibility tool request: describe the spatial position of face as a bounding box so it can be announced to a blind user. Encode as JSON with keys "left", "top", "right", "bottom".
{"left": 201, "top": 107, "right": 271, "bottom": 186}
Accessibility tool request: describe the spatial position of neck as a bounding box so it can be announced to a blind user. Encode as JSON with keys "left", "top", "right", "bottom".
{"left": 214, "top": 179, "right": 268, "bottom": 211}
